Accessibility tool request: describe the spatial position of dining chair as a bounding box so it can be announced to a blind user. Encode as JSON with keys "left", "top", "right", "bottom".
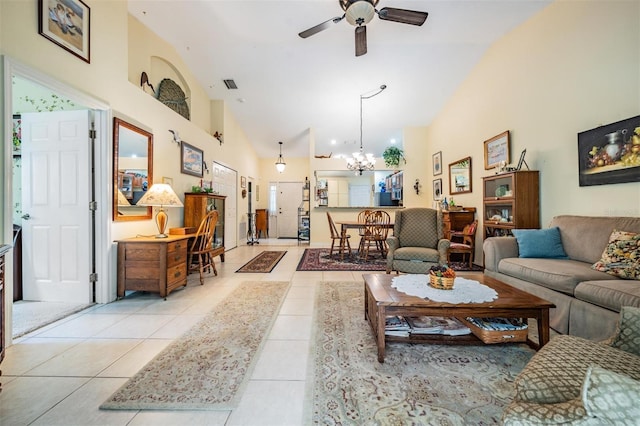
{"left": 361, "top": 210, "right": 391, "bottom": 261}
{"left": 447, "top": 220, "right": 478, "bottom": 268}
{"left": 327, "top": 212, "right": 351, "bottom": 260}
{"left": 187, "top": 210, "right": 219, "bottom": 285}
{"left": 357, "top": 209, "right": 373, "bottom": 256}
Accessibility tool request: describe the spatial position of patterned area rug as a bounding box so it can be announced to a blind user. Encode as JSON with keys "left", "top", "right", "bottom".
{"left": 236, "top": 250, "right": 287, "bottom": 273}
{"left": 13, "top": 301, "right": 94, "bottom": 339}
{"left": 306, "top": 281, "right": 535, "bottom": 424}
{"left": 296, "top": 248, "right": 483, "bottom": 272}
{"left": 100, "top": 281, "right": 289, "bottom": 410}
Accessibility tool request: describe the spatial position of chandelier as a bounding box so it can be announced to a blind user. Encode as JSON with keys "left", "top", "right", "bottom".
{"left": 346, "top": 84, "right": 387, "bottom": 175}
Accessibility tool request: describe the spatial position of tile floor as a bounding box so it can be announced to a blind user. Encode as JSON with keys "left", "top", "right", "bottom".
{"left": 0, "top": 240, "right": 376, "bottom": 425}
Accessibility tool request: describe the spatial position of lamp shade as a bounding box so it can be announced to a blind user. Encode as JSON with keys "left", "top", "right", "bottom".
{"left": 117, "top": 189, "right": 131, "bottom": 206}
{"left": 136, "top": 183, "right": 183, "bottom": 238}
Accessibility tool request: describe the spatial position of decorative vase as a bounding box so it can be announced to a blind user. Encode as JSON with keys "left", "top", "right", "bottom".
{"left": 604, "top": 131, "right": 622, "bottom": 161}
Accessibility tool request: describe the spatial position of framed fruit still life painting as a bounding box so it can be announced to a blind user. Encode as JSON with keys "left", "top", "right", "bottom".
{"left": 577, "top": 115, "right": 640, "bottom": 186}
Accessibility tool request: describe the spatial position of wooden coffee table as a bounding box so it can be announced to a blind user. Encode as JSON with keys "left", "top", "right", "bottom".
{"left": 363, "top": 272, "right": 555, "bottom": 362}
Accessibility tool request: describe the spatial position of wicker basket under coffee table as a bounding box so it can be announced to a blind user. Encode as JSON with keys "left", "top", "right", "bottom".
{"left": 363, "top": 272, "right": 555, "bottom": 363}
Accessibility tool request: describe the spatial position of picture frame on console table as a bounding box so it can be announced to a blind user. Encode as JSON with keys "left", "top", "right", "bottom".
{"left": 484, "top": 130, "right": 510, "bottom": 170}
{"left": 577, "top": 114, "right": 640, "bottom": 186}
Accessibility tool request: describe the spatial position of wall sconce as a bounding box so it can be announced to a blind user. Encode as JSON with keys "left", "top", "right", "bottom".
{"left": 203, "top": 161, "right": 210, "bottom": 174}
{"left": 213, "top": 131, "right": 223, "bottom": 146}
{"left": 169, "top": 129, "right": 181, "bottom": 146}
{"left": 414, "top": 179, "right": 420, "bottom": 195}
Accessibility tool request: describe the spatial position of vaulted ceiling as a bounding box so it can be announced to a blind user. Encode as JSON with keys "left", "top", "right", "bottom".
{"left": 128, "top": 0, "right": 551, "bottom": 159}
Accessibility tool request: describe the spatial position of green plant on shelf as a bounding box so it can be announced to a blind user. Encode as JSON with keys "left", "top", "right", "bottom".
{"left": 382, "top": 147, "right": 406, "bottom": 167}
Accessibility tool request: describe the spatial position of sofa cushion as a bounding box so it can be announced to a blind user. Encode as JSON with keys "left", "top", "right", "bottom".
{"left": 512, "top": 227, "right": 568, "bottom": 259}
{"left": 392, "top": 246, "right": 440, "bottom": 262}
{"left": 498, "top": 258, "right": 610, "bottom": 296}
{"left": 592, "top": 229, "right": 640, "bottom": 280}
{"left": 575, "top": 280, "right": 640, "bottom": 313}
{"left": 549, "top": 216, "right": 640, "bottom": 264}
{"left": 513, "top": 335, "right": 640, "bottom": 405}
{"left": 610, "top": 306, "right": 640, "bottom": 357}
{"left": 582, "top": 366, "right": 640, "bottom": 422}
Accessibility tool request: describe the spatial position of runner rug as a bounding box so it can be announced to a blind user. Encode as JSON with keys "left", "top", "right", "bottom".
{"left": 100, "top": 281, "right": 289, "bottom": 410}
{"left": 236, "top": 250, "right": 287, "bottom": 273}
{"left": 305, "top": 281, "right": 535, "bottom": 424}
{"left": 296, "top": 248, "right": 483, "bottom": 272}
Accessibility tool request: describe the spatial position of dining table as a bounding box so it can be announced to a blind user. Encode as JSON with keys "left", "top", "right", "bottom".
{"left": 335, "top": 220, "right": 395, "bottom": 259}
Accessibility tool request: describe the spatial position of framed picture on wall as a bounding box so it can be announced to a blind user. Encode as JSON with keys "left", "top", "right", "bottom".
{"left": 433, "top": 179, "right": 442, "bottom": 200}
{"left": 241, "top": 176, "right": 247, "bottom": 188}
{"left": 484, "top": 130, "right": 510, "bottom": 169}
{"left": 432, "top": 151, "right": 442, "bottom": 175}
{"left": 180, "top": 141, "right": 204, "bottom": 178}
{"left": 38, "top": 0, "right": 91, "bottom": 63}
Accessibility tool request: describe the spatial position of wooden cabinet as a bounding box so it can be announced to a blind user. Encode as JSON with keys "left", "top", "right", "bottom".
{"left": 255, "top": 209, "right": 268, "bottom": 238}
{"left": 482, "top": 171, "right": 539, "bottom": 239}
{"left": 116, "top": 235, "right": 190, "bottom": 299}
{"left": 298, "top": 181, "right": 311, "bottom": 244}
{"left": 0, "top": 245, "right": 8, "bottom": 393}
{"left": 183, "top": 193, "right": 226, "bottom": 261}
{"left": 442, "top": 208, "right": 476, "bottom": 240}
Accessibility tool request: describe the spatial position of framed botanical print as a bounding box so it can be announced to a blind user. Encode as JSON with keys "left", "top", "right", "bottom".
{"left": 484, "top": 130, "right": 510, "bottom": 170}
{"left": 433, "top": 151, "right": 442, "bottom": 176}
{"left": 433, "top": 179, "right": 442, "bottom": 200}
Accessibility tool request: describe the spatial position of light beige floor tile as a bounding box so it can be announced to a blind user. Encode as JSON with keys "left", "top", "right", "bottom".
{"left": 94, "top": 314, "right": 175, "bottom": 339}
{"left": 147, "top": 314, "right": 205, "bottom": 339}
{"left": 128, "top": 410, "right": 230, "bottom": 426}
{"left": 278, "top": 297, "right": 314, "bottom": 315}
{"left": 98, "top": 339, "right": 173, "bottom": 377}
{"left": 227, "top": 380, "right": 306, "bottom": 426}
{"left": 251, "top": 340, "right": 310, "bottom": 381}
{"left": 0, "top": 376, "right": 89, "bottom": 425}
{"left": 269, "top": 315, "right": 313, "bottom": 340}
{"left": 30, "top": 378, "right": 136, "bottom": 425}
{"left": 26, "top": 338, "right": 142, "bottom": 377}
{"left": 36, "top": 314, "right": 130, "bottom": 338}
{"left": 2, "top": 337, "right": 83, "bottom": 376}
{"left": 285, "top": 285, "right": 316, "bottom": 300}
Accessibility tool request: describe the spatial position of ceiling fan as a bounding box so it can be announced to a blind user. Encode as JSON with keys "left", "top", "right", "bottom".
{"left": 298, "top": 0, "right": 428, "bottom": 57}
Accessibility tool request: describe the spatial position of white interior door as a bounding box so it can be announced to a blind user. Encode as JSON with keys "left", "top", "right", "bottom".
{"left": 276, "top": 181, "right": 302, "bottom": 238}
{"left": 213, "top": 161, "right": 237, "bottom": 249}
{"left": 21, "top": 110, "right": 92, "bottom": 303}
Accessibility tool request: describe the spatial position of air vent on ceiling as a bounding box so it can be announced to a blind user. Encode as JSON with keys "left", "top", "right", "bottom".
{"left": 223, "top": 79, "right": 238, "bottom": 90}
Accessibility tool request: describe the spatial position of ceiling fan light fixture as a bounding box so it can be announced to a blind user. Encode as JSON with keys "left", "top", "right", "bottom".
{"left": 345, "top": 1, "right": 375, "bottom": 26}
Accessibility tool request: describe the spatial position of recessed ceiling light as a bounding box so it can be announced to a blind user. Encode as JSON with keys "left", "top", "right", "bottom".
{"left": 331, "top": 139, "right": 336, "bottom": 145}
{"left": 390, "top": 139, "right": 396, "bottom": 144}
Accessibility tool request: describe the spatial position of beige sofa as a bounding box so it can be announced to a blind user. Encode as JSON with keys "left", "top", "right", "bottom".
{"left": 483, "top": 215, "right": 640, "bottom": 341}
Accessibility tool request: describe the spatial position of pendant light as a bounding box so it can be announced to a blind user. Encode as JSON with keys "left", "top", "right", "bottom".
{"left": 346, "top": 84, "right": 386, "bottom": 175}
{"left": 275, "top": 141, "right": 286, "bottom": 173}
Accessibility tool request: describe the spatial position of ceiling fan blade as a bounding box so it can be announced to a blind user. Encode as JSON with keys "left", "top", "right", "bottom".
{"left": 355, "top": 26, "right": 367, "bottom": 57}
{"left": 298, "top": 16, "right": 344, "bottom": 38}
{"left": 377, "top": 7, "right": 428, "bottom": 26}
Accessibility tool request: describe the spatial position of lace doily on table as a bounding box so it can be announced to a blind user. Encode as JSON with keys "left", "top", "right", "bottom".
{"left": 391, "top": 274, "right": 498, "bottom": 304}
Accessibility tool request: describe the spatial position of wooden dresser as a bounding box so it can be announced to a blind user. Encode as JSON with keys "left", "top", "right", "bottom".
{"left": 442, "top": 208, "right": 476, "bottom": 240}
{"left": 116, "top": 235, "right": 191, "bottom": 299}
{"left": 0, "top": 244, "right": 10, "bottom": 393}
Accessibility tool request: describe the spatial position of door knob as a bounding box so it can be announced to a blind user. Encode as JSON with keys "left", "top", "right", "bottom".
{"left": 21, "top": 213, "right": 31, "bottom": 220}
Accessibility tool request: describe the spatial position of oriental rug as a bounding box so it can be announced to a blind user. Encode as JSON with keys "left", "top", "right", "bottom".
{"left": 296, "top": 248, "right": 483, "bottom": 272}
{"left": 100, "top": 281, "right": 289, "bottom": 410}
{"left": 236, "top": 250, "right": 287, "bottom": 273}
{"left": 305, "top": 281, "right": 535, "bottom": 424}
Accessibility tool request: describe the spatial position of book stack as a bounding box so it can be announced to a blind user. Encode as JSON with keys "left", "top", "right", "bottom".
{"left": 384, "top": 316, "right": 471, "bottom": 337}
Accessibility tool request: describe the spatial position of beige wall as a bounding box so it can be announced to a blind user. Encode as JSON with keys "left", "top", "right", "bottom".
{"left": 424, "top": 1, "right": 640, "bottom": 262}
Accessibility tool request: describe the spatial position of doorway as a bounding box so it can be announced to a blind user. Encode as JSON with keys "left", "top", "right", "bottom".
{"left": 4, "top": 57, "right": 111, "bottom": 342}
{"left": 276, "top": 181, "right": 303, "bottom": 238}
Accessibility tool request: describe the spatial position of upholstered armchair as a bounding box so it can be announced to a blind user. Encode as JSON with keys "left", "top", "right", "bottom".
{"left": 502, "top": 306, "right": 640, "bottom": 425}
{"left": 386, "top": 208, "right": 450, "bottom": 274}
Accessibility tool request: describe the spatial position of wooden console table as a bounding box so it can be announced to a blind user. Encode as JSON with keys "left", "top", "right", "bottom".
{"left": 116, "top": 234, "right": 192, "bottom": 299}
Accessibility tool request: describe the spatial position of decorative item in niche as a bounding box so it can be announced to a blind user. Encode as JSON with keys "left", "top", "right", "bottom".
{"left": 140, "top": 72, "right": 156, "bottom": 95}
{"left": 433, "top": 179, "right": 442, "bottom": 200}
{"left": 241, "top": 176, "right": 247, "bottom": 188}
{"left": 578, "top": 115, "right": 640, "bottom": 187}
{"left": 38, "top": 0, "right": 90, "bottom": 63}
{"left": 213, "top": 131, "right": 223, "bottom": 145}
{"left": 181, "top": 141, "right": 204, "bottom": 178}
{"left": 484, "top": 130, "right": 510, "bottom": 170}
{"left": 382, "top": 146, "right": 406, "bottom": 168}
{"left": 157, "top": 78, "right": 190, "bottom": 120}
{"left": 432, "top": 151, "right": 442, "bottom": 176}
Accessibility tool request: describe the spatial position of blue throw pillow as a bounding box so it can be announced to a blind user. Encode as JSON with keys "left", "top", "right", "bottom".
{"left": 511, "top": 227, "right": 568, "bottom": 259}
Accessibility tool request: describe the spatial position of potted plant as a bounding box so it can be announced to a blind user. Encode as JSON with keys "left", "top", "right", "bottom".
{"left": 382, "top": 147, "right": 406, "bottom": 168}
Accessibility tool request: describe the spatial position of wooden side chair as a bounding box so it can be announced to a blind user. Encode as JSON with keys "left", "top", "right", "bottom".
{"left": 357, "top": 209, "right": 373, "bottom": 256}
{"left": 327, "top": 212, "right": 351, "bottom": 260}
{"left": 447, "top": 220, "right": 478, "bottom": 268}
{"left": 188, "top": 210, "right": 219, "bottom": 285}
{"left": 361, "top": 210, "right": 391, "bottom": 261}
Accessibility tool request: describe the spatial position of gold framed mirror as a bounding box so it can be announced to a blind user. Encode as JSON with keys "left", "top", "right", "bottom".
{"left": 449, "top": 156, "right": 472, "bottom": 195}
{"left": 113, "top": 117, "right": 153, "bottom": 221}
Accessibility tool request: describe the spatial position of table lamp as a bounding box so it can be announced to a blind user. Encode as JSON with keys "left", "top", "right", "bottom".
{"left": 136, "top": 183, "right": 183, "bottom": 238}
{"left": 117, "top": 189, "right": 131, "bottom": 206}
